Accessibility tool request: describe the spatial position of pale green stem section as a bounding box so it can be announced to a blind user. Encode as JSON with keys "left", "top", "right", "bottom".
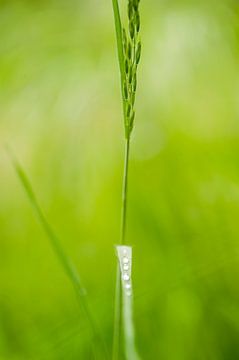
{"left": 116, "top": 246, "right": 141, "bottom": 360}
{"left": 123, "top": 293, "right": 140, "bottom": 360}
{"left": 112, "top": 261, "right": 122, "bottom": 360}
{"left": 7, "top": 147, "right": 108, "bottom": 360}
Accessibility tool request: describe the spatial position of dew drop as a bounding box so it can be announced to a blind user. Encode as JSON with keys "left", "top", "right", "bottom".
{"left": 123, "top": 274, "right": 130, "bottom": 281}
{"left": 123, "top": 257, "right": 129, "bottom": 264}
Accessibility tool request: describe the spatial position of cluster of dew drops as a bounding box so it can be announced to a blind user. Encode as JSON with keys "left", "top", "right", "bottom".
{"left": 122, "top": 248, "right": 132, "bottom": 297}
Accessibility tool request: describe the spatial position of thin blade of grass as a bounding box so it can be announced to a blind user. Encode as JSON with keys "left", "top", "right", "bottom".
{"left": 122, "top": 292, "right": 140, "bottom": 360}
{"left": 112, "top": 262, "right": 122, "bottom": 360}
{"left": 6, "top": 146, "right": 108, "bottom": 360}
{"left": 116, "top": 246, "right": 140, "bottom": 360}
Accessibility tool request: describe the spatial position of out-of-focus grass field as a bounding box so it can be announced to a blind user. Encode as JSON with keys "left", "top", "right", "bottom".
{"left": 1, "top": 0, "right": 239, "bottom": 359}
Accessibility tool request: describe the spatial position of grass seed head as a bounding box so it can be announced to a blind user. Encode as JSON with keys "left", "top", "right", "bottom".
{"left": 122, "top": 0, "right": 142, "bottom": 138}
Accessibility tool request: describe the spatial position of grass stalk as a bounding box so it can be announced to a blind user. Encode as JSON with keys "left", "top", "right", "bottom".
{"left": 112, "top": 138, "right": 130, "bottom": 359}
{"left": 7, "top": 146, "right": 108, "bottom": 360}
{"left": 112, "top": 139, "right": 130, "bottom": 360}
{"left": 111, "top": 1, "right": 127, "bottom": 357}
{"left": 111, "top": 0, "right": 142, "bottom": 358}
{"left": 120, "top": 138, "right": 130, "bottom": 246}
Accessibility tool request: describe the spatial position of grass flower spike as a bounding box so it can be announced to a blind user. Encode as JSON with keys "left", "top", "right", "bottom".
{"left": 122, "top": 0, "right": 141, "bottom": 138}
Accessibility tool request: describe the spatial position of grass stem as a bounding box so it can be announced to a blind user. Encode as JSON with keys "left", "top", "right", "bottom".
{"left": 111, "top": 0, "right": 132, "bottom": 358}
{"left": 120, "top": 138, "right": 130, "bottom": 245}
{"left": 113, "top": 138, "right": 130, "bottom": 360}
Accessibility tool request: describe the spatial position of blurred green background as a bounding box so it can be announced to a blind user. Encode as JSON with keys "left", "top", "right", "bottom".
{"left": 1, "top": 0, "right": 239, "bottom": 359}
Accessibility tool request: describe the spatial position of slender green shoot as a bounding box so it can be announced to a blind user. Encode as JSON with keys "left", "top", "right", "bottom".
{"left": 6, "top": 146, "right": 108, "bottom": 360}
{"left": 120, "top": 138, "right": 130, "bottom": 245}
{"left": 112, "top": 139, "right": 130, "bottom": 360}
{"left": 111, "top": 0, "right": 142, "bottom": 359}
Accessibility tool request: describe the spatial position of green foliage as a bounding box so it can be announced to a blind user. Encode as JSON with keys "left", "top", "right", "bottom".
{"left": 1, "top": 0, "right": 239, "bottom": 359}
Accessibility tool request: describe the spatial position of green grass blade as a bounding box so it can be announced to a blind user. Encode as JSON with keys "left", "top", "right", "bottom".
{"left": 116, "top": 246, "right": 140, "bottom": 360}
{"left": 6, "top": 146, "right": 108, "bottom": 360}
{"left": 112, "top": 263, "right": 122, "bottom": 360}
{"left": 122, "top": 292, "right": 140, "bottom": 360}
